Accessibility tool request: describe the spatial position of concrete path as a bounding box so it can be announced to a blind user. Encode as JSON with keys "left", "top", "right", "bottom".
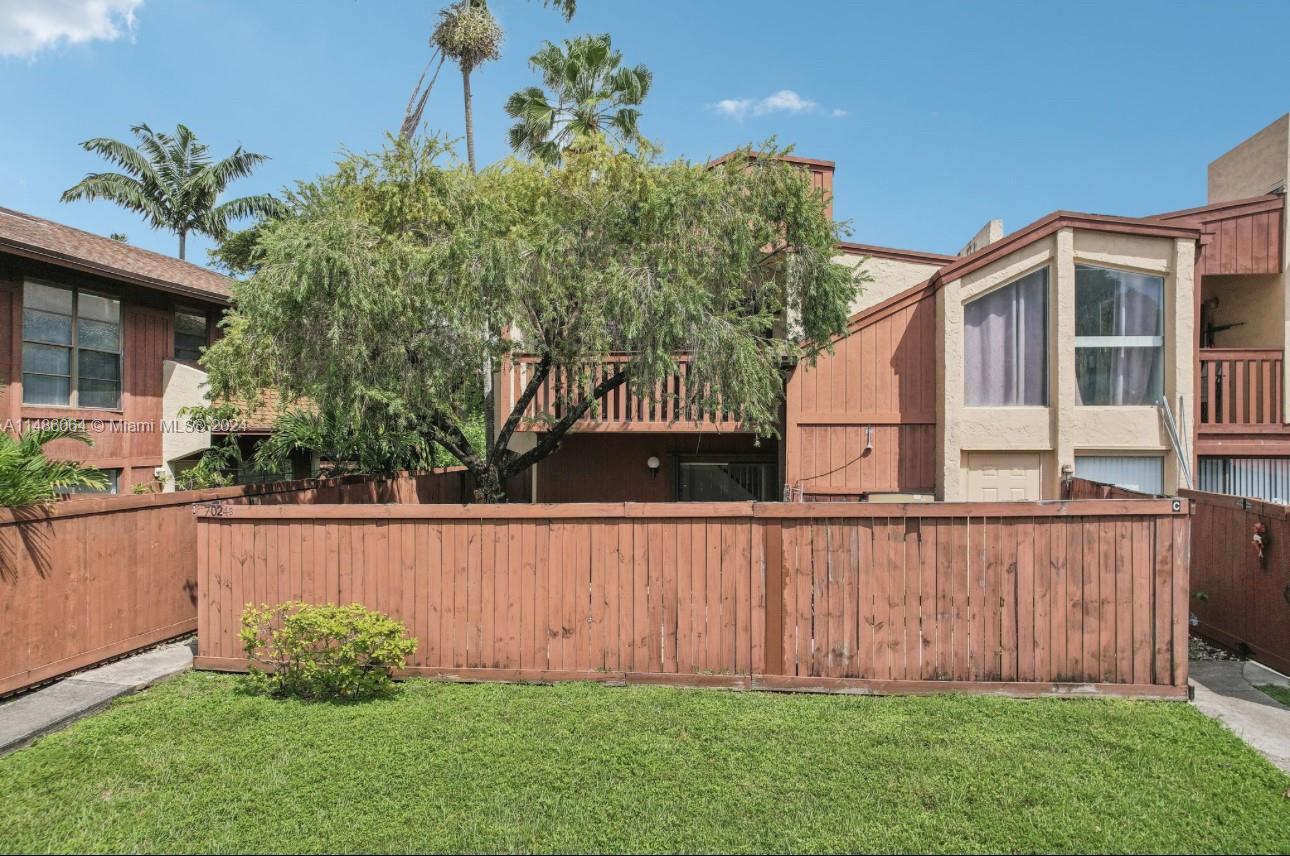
{"left": 1190, "top": 659, "right": 1290, "bottom": 774}
{"left": 0, "top": 640, "right": 193, "bottom": 756}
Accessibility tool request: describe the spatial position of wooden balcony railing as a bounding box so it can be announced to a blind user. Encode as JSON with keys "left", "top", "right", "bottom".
{"left": 1199, "top": 348, "right": 1284, "bottom": 432}
{"left": 500, "top": 354, "right": 748, "bottom": 432}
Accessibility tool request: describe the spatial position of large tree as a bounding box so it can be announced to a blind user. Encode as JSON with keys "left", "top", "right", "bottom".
{"left": 203, "top": 137, "right": 862, "bottom": 502}
{"left": 61, "top": 123, "right": 282, "bottom": 260}
{"left": 505, "top": 33, "right": 652, "bottom": 164}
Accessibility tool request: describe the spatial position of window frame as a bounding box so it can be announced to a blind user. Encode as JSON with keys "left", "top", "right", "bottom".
{"left": 173, "top": 304, "right": 210, "bottom": 363}
{"left": 674, "top": 454, "right": 778, "bottom": 502}
{"left": 962, "top": 265, "right": 1050, "bottom": 407}
{"left": 56, "top": 468, "right": 120, "bottom": 496}
{"left": 21, "top": 279, "right": 124, "bottom": 411}
{"left": 1073, "top": 264, "right": 1166, "bottom": 407}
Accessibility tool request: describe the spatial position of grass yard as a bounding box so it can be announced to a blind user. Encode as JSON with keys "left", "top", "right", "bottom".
{"left": 1255, "top": 683, "right": 1290, "bottom": 707}
{"left": 1, "top": 673, "right": 1287, "bottom": 854}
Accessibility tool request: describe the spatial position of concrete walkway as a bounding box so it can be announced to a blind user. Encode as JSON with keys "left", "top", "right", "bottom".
{"left": 1190, "top": 659, "right": 1290, "bottom": 774}
{"left": 0, "top": 640, "right": 193, "bottom": 756}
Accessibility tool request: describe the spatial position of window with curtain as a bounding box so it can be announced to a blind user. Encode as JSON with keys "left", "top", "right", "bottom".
{"left": 963, "top": 267, "right": 1048, "bottom": 406}
{"left": 22, "top": 280, "right": 122, "bottom": 409}
{"left": 1075, "top": 265, "right": 1163, "bottom": 406}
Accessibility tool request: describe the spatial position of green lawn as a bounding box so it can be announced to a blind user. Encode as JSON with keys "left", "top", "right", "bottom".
{"left": 2, "top": 673, "right": 1287, "bottom": 854}
{"left": 1256, "top": 683, "right": 1290, "bottom": 707}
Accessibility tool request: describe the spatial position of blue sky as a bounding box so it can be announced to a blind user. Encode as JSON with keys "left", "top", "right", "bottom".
{"left": 1, "top": 0, "right": 1287, "bottom": 264}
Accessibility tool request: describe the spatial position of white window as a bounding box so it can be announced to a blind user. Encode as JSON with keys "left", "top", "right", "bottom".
{"left": 22, "top": 280, "right": 122, "bottom": 409}
{"left": 57, "top": 468, "right": 120, "bottom": 495}
{"left": 1074, "top": 455, "right": 1163, "bottom": 495}
{"left": 1075, "top": 265, "right": 1163, "bottom": 406}
{"left": 964, "top": 267, "right": 1048, "bottom": 406}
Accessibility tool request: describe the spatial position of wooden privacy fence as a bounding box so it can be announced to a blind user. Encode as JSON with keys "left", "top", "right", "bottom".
{"left": 0, "top": 469, "right": 470, "bottom": 697}
{"left": 196, "top": 499, "right": 1192, "bottom": 698}
{"left": 1183, "top": 488, "right": 1290, "bottom": 675}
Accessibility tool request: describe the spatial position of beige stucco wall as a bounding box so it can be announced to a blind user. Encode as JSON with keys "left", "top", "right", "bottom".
{"left": 160, "top": 359, "right": 213, "bottom": 490}
{"left": 957, "top": 219, "right": 1004, "bottom": 257}
{"left": 836, "top": 251, "right": 941, "bottom": 315}
{"left": 1202, "top": 274, "right": 1285, "bottom": 348}
{"left": 1207, "top": 115, "right": 1290, "bottom": 417}
{"left": 1208, "top": 114, "right": 1289, "bottom": 203}
{"left": 939, "top": 229, "right": 1195, "bottom": 500}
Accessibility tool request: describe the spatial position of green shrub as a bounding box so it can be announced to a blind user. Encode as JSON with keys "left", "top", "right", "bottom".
{"left": 240, "top": 601, "right": 417, "bottom": 700}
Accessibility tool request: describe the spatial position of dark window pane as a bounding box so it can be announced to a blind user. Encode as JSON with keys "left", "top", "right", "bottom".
{"left": 1075, "top": 265, "right": 1163, "bottom": 337}
{"left": 78, "top": 292, "right": 120, "bottom": 323}
{"left": 79, "top": 349, "right": 121, "bottom": 381}
{"left": 678, "top": 462, "right": 775, "bottom": 501}
{"left": 78, "top": 318, "right": 120, "bottom": 352}
{"left": 175, "top": 310, "right": 207, "bottom": 337}
{"left": 22, "top": 373, "right": 70, "bottom": 405}
{"left": 175, "top": 334, "right": 206, "bottom": 362}
{"left": 78, "top": 378, "right": 121, "bottom": 409}
{"left": 23, "top": 309, "right": 73, "bottom": 345}
{"left": 23, "top": 342, "right": 71, "bottom": 376}
{"left": 1075, "top": 347, "right": 1162, "bottom": 406}
{"left": 24, "top": 281, "right": 72, "bottom": 314}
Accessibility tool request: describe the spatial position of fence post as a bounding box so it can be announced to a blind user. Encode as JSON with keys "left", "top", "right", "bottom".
{"left": 763, "top": 519, "right": 784, "bottom": 675}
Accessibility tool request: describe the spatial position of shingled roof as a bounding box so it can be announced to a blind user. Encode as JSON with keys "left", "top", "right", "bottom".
{"left": 0, "top": 206, "right": 232, "bottom": 303}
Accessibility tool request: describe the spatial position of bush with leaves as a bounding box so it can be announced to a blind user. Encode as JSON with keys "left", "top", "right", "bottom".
{"left": 241, "top": 602, "right": 418, "bottom": 700}
{"left": 0, "top": 427, "right": 107, "bottom": 507}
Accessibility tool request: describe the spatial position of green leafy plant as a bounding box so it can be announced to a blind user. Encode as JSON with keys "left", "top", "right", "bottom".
{"left": 241, "top": 602, "right": 418, "bottom": 700}
{"left": 61, "top": 123, "right": 283, "bottom": 259}
{"left": 0, "top": 427, "right": 108, "bottom": 507}
{"left": 173, "top": 437, "right": 241, "bottom": 491}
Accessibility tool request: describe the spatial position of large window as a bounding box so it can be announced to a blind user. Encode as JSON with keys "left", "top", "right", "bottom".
{"left": 964, "top": 267, "right": 1048, "bottom": 406}
{"left": 174, "top": 307, "right": 208, "bottom": 362}
{"left": 22, "top": 280, "right": 122, "bottom": 409}
{"left": 677, "top": 459, "right": 776, "bottom": 501}
{"left": 1075, "top": 265, "right": 1163, "bottom": 406}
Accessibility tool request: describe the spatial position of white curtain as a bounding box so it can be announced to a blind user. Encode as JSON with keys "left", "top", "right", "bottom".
{"left": 964, "top": 268, "right": 1048, "bottom": 406}
{"left": 1074, "top": 266, "right": 1163, "bottom": 405}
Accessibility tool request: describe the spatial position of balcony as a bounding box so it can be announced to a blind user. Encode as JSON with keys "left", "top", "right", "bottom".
{"left": 1198, "top": 348, "right": 1285, "bottom": 435}
{"left": 500, "top": 354, "right": 749, "bottom": 433}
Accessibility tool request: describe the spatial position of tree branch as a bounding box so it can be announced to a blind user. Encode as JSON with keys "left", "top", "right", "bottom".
{"left": 489, "top": 353, "right": 551, "bottom": 467}
{"left": 501, "top": 367, "right": 628, "bottom": 479}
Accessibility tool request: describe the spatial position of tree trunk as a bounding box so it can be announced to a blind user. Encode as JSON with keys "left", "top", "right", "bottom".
{"left": 463, "top": 67, "right": 477, "bottom": 173}
{"left": 462, "top": 66, "right": 497, "bottom": 458}
{"left": 178, "top": 230, "right": 186, "bottom": 260}
{"left": 473, "top": 463, "right": 508, "bottom": 504}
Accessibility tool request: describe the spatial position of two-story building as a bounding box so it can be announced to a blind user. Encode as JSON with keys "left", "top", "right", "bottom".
{"left": 0, "top": 208, "right": 241, "bottom": 493}
{"left": 505, "top": 115, "right": 1290, "bottom": 504}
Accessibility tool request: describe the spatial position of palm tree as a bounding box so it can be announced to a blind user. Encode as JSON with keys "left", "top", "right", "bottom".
{"left": 505, "top": 34, "right": 652, "bottom": 164}
{"left": 61, "top": 123, "right": 283, "bottom": 260}
{"left": 0, "top": 428, "right": 108, "bottom": 508}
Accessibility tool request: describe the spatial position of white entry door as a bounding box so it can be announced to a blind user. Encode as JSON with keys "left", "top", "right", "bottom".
{"left": 966, "top": 452, "right": 1042, "bottom": 501}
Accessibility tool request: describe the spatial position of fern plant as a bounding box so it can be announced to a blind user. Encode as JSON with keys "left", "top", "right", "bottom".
{"left": 0, "top": 428, "right": 108, "bottom": 507}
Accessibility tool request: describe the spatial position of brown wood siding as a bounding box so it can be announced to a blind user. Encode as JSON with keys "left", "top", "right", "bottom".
{"left": 1201, "top": 207, "right": 1283, "bottom": 276}
{"left": 1182, "top": 488, "right": 1290, "bottom": 674}
{"left": 0, "top": 254, "right": 224, "bottom": 491}
{"left": 786, "top": 284, "right": 937, "bottom": 495}
{"left": 533, "top": 433, "right": 776, "bottom": 502}
{"left": 194, "top": 498, "right": 1191, "bottom": 698}
{"left": 0, "top": 469, "right": 471, "bottom": 696}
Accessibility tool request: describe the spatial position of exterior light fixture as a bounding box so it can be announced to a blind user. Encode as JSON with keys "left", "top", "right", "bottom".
{"left": 646, "top": 456, "right": 661, "bottom": 479}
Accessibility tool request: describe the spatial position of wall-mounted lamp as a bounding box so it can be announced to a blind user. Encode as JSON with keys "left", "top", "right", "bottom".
{"left": 646, "top": 455, "right": 661, "bottom": 479}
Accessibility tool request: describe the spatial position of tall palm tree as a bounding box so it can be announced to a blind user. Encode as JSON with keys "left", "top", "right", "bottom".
{"left": 61, "top": 123, "right": 282, "bottom": 260}
{"left": 0, "top": 428, "right": 107, "bottom": 508}
{"left": 505, "top": 34, "right": 652, "bottom": 164}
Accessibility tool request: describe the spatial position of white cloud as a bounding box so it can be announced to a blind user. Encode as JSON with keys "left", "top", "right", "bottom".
{"left": 830, "top": 108, "right": 849, "bottom": 118}
{"left": 0, "top": 0, "right": 142, "bottom": 59}
{"left": 712, "top": 89, "right": 846, "bottom": 121}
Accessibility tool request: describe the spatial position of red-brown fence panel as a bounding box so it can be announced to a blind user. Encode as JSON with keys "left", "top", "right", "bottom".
{"left": 0, "top": 468, "right": 468, "bottom": 696}
{"left": 195, "top": 499, "right": 1190, "bottom": 698}
{"left": 1183, "top": 488, "right": 1290, "bottom": 675}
